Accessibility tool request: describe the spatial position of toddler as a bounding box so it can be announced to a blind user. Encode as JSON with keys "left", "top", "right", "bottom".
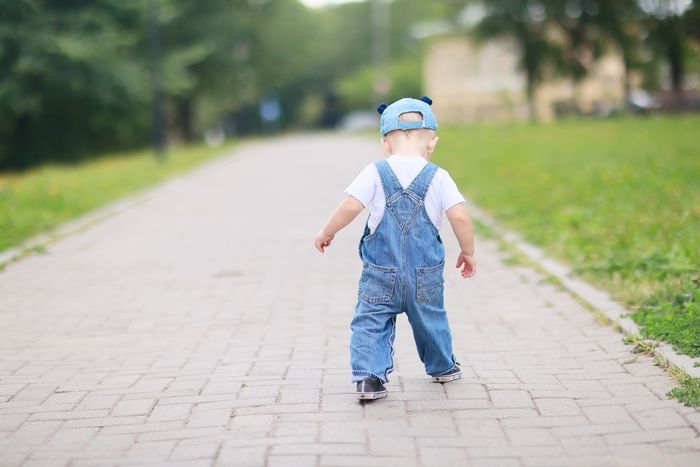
{"left": 314, "top": 96, "right": 476, "bottom": 400}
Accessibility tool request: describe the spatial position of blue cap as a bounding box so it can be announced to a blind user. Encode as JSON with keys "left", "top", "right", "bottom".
{"left": 377, "top": 96, "right": 437, "bottom": 136}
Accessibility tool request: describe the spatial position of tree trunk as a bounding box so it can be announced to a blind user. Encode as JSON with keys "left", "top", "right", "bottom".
{"left": 667, "top": 41, "right": 684, "bottom": 93}
{"left": 9, "top": 114, "right": 30, "bottom": 170}
{"left": 176, "top": 96, "right": 195, "bottom": 142}
{"left": 526, "top": 68, "right": 538, "bottom": 123}
{"left": 659, "top": 18, "right": 685, "bottom": 108}
{"left": 621, "top": 52, "right": 632, "bottom": 108}
{"left": 526, "top": 83, "right": 537, "bottom": 122}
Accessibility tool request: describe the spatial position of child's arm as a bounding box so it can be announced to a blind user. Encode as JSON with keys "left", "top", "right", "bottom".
{"left": 446, "top": 203, "right": 476, "bottom": 278}
{"left": 314, "top": 195, "right": 365, "bottom": 253}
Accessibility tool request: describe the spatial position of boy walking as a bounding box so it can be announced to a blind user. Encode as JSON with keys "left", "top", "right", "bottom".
{"left": 314, "top": 96, "right": 476, "bottom": 400}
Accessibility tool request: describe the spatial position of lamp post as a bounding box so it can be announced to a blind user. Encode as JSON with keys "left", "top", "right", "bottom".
{"left": 148, "top": 0, "right": 166, "bottom": 160}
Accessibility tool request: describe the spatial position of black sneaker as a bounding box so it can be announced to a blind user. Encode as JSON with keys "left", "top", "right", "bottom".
{"left": 356, "top": 377, "right": 388, "bottom": 400}
{"left": 432, "top": 363, "right": 462, "bottom": 383}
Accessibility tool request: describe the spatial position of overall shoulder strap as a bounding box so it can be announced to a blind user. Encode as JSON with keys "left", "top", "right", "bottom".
{"left": 407, "top": 162, "right": 438, "bottom": 200}
{"left": 374, "top": 160, "right": 403, "bottom": 199}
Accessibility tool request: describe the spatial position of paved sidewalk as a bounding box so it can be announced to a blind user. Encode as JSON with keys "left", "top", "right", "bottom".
{"left": 0, "top": 135, "right": 698, "bottom": 467}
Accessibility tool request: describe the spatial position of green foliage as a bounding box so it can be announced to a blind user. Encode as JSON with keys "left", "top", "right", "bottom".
{"left": 687, "top": 0, "right": 700, "bottom": 41}
{"left": 547, "top": 0, "right": 643, "bottom": 85}
{"left": 0, "top": 1, "right": 151, "bottom": 168}
{"left": 643, "top": 1, "right": 688, "bottom": 92}
{"left": 0, "top": 143, "right": 233, "bottom": 251}
{"left": 633, "top": 281, "right": 700, "bottom": 357}
{"left": 2, "top": 0, "right": 697, "bottom": 169}
{"left": 667, "top": 373, "right": 700, "bottom": 407}
{"left": 0, "top": 0, "right": 334, "bottom": 168}
{"left": 337, "top": 56, "right": 423, "bottom": 110}
{"left": 476, "top": 1, "right": 561, "bottom": 85}
{"left": 435, "top": 116, "right": 700, "bottom": 357}
{"left": 0, "top": 0, "right": 453, "bottom": 168}
{"left": 325, "top": 0, "right": 455, "bottom": 112}
{"left": 470, "top": 0, "right": 696, "bottom": 114}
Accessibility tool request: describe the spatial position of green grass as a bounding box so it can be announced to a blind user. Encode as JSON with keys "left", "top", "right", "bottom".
{"left": 435, "top": 115, "right": 700, "bottom": 358}
{"left": 668, "top": 374, "right": 700, "bottom": 406}
{"left": 0, "top": 143, "right": 234, "bottom": 252}
{"left": 623, "top": 334, "right": 700, "bottom": 407}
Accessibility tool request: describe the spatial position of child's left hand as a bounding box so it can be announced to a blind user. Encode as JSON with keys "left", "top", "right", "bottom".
{"left": 456, "top": 253, "right": 476, "bottom": 278}
{"left": 314, "top": 230, "right": 335, "bottom": 253}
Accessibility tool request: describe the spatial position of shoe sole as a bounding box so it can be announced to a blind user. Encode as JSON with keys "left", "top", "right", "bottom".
{"left": 356, "top": 390, "right": 388, "bottom": 400}
{"left": 432, "top": 372, "right": 463, "bottom": 383}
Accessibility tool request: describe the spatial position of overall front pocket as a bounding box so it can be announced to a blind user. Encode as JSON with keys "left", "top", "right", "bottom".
{"left": 358, "top": 262, "right": 397, "bottom": 304}
{"left": 416, "top": 261, "right": 445, "bottom": 303}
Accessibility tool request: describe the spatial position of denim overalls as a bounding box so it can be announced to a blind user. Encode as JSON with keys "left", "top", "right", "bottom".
{"left": 350, "top": 159, "right": 457, "bottom": 383}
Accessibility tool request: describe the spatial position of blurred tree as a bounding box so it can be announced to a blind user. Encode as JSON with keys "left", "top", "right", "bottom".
{"left": 337, "top": 56, "right": 423, "bottom": 109}
{"left": 686, "top": 0, "right": 700, "bottom": 41}
{"left": 3, "top": 0, "right": 692, "bottom": 170}
{"left": 246, "top": 0, "right": 329, "bottom": 127}
{"left": 642, "top": 0, "right": 690, "bottom": 99}
{"left": 684, "top": 0, "right": 700, "bottom": 88}
{"left": 0, "top": 0, "right": 328, "bottom": 167}
{"left": 475, "top": 0, "right": 563, "bottom": 121}
{"left": 0, "top": 0, "right": 150, "bottom": 169}
{"left": 156, "top": 0, "right": 255, "bottom": 141}
{"left": 593, "top": 0, "right": 644, "bottom": 104}
{"left": 547, "top": 0, "right": 601, "bottom": 87}
{"left": 330, "top": 0, "right": 454, "bottom": 111}
{"left": 548, "top": 0, "right": 644, "bottom": 105}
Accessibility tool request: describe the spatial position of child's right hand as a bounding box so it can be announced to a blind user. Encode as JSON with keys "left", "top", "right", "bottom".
{"left": 314, "top": 230, "right": 335, "bottom": 253}
{"left": 456, "top": 253, "right": 476, "bottom": 278}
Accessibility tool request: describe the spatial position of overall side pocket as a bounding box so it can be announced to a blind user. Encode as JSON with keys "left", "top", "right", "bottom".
{"left": 358, "top": 262, "right": 397, "bottom": 304}
{"left": 416, "top": 261, "right": 445, "bottom": 303}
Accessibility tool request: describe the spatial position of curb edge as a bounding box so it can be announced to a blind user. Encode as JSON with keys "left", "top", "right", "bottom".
{"left": 466, "top": 200, "right": 700, "bottom": 380}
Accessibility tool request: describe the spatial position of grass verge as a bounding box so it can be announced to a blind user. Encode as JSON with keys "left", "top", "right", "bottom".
{"left": 623, "top": 334, "right": 700, "bottom": 407}
{"left": 479, "top": 215, "right": 699, "bottom": 407}
{"left": 435, "top": 115, "right": 700, "bottom": 358}
{"left": 0, "top": 143, "right": 234, "bottom": 252}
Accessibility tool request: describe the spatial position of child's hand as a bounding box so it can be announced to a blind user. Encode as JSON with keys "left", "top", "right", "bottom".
{"left": 314, "top": 230, "right": 335, "bottom": 253}
{"left": 456, "top": 252, "right": 476, "bottom": 278}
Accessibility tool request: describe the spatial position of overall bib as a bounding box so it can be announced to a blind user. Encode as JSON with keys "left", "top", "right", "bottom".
{"left": 350, "top": 160, "right": 457, "bottom": 383}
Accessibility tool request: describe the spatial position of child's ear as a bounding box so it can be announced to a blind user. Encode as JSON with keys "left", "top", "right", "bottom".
{"left": 427, "top": 135, "right": 439, "bottom": 155}
{"left": 380, "top": 137, "right": 392, "bottom": 155}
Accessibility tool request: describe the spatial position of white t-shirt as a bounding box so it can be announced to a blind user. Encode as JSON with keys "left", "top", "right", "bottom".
{"left": 345, "top": 155, "right": 466, "bottom": 233}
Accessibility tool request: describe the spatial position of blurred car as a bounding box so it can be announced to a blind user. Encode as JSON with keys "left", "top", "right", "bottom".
{"left": 628, "top": 89, "right": 662, "bottom": 113}
{"left": 338, "top": 110, "right": 379, "bottom": 132}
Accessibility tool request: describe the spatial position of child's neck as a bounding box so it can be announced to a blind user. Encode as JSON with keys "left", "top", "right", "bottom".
{"left": 389, "top": 151, "right": 428, "bottom": 159}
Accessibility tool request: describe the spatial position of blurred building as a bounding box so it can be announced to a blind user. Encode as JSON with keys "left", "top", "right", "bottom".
{"left": 423, "top": 34, "right": 627, "bottom": 122}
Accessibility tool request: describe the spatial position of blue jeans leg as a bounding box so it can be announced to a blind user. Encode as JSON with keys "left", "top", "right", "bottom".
{"left": 349, "top": 299, "right": 398, "bottom": 383}
{"left": 405, "top": 297, "right": 456, "bottom": 377}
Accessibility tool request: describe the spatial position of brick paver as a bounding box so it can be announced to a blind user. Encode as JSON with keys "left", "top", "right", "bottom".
{"left": 1, "top": 135, "right": 698, "bottom": 466}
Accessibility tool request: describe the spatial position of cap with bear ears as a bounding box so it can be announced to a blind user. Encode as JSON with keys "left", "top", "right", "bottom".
{"left": 376, "top": 95, "right": 433, "bottom": 115}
